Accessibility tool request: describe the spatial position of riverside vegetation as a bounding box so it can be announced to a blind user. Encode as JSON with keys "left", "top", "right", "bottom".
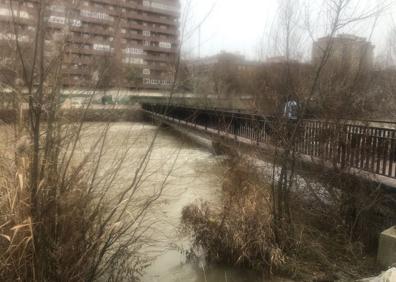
{"left": 0, "top": 116, "right": 168, "bottom": 281}
{"left": 181, "top": 156, "right": 396, "bottom": 281}
{"left": 0, "top": 0, "right": 167, "bottom": 278}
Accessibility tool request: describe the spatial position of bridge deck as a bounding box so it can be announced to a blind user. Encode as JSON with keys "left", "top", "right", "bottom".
{"left": 147, "top": 110, "right": 396, "bottom": 190}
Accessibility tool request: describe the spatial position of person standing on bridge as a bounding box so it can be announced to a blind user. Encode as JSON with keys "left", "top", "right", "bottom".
{"left": 283, "top": 100, "right": 298, "bottom": 121}
{"left": 283, "top": 99, "right": 300, "bottom": 143}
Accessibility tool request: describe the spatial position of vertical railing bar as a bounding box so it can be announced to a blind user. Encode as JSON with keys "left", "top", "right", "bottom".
{"left": 371, "top": 128, "right": 377, "bottom": 173}
{"left": 382, "top": 130, "right": 388, "bottom": 176}
{"left": 308, "top": 121, "right": 311, "bottom": 156}
{"left": 315, "top": 121, "right": 318, "bottom": 157}
{"left": 378, "top": 129, "right": 383, "bottom": 175}
{"left": 358, "top": 126, "right": 363, "bottom": 169}
{"left": 363, "top": 127, "right": 369, "bottom": 170}
{"left": 345, "top": 124, "right": 350, "bottom": 167}
{"left": 308, "top": 121, "right": 312, "bottom": 156}
{"left": 350, "top": 126, "right": 355, "bottom": 167}
{"left": 392, "top": 132, "right": 396, "bottom": 178}
{"left": 324, "top": 122, "right": 328, "bottom": 160}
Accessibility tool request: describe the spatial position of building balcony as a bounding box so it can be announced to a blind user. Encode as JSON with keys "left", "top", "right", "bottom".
{"left": 121, "top": 22, "right": 178, "bottom": 36}
{"left": 143, "top": 45, "right": 177, "bottom": 54}
{"left": 91, "top": 0, "right": 180, "bottom": 17}
{"left": 79, "top": 15, "right": 113, "bottom": 26}
{"left": 123, "top": 12, "right": 177, "bottom": 27}
{"left": 71, "top": 26, "right": 112, "bottom": 36}
{"left": 123, "top": 32, "right": 178, "bottom": 44}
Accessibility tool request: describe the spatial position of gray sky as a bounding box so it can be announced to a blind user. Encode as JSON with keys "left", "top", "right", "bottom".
{"left": 180, "top": 0, "right": 396, "bottom": 61}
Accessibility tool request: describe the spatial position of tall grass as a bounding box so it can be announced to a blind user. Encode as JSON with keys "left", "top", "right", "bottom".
{"left": 0, "top": 0, "right": 173, "bottom": 278}
{"left": 0, "top": 113, "right": 170, "bottom": 281}
{"left": 182, "top": 159, "right": 285, "bottom": 276}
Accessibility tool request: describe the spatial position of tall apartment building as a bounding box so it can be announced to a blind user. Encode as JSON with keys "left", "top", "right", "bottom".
{"left": 312, "top": 34, "right": 374, "bottom": 72}
{"left": 0, "top": 0, "right": 180, "bottom": 90}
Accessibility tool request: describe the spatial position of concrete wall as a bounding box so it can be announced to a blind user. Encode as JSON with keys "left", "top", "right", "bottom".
{"left": 131, "top": 94, "right": 255, "bottom": 112}
{"left": 378, "top": 226, "right": 396, "bottom": 268}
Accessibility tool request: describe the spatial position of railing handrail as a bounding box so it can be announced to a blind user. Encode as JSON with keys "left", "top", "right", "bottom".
{"left": 144, "top": 106, "right": 396, "bottom": 181}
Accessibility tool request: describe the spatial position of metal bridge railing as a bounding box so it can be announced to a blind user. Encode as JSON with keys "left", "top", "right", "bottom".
{"left": 147, "top": 109, "right": 396, "bottom": 179}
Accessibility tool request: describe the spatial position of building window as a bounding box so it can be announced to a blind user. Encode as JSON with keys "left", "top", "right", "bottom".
{"left": 159, "top": 41, "right": 171, "bottom": 49}
{"left": 124, "top": 47, "right": 144, "bottom": 55}
{"left": 81, "top": 10, "right": 111, "bottom": 21}
{"left": 143, "top": 1, "right": 178, "bottom": 12}
{"left": 48, "top": 16, "right": 65, "bottom": 25}
{"left": 123, "top": 57, "right": 144, "bottom": 65}
{"left": 0, "top": 8, "right": 30, "bottom": 19}
{"left": 143, "top": 78, "right": 172, "bottom": 85}
{"left": 93, "top": 43, "right": 112, "bottom": 52}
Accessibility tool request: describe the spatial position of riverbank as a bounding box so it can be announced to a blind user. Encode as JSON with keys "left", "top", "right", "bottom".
{"left": 0, "top": 106, "right": 143, "bottom": 123}
{"left": 181, "top": 156, "right": 385, "bottom": 281}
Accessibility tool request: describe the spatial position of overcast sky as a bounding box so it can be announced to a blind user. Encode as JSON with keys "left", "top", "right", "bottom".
{"left": 180, "top": 0, "right": 396, "bottom": 61}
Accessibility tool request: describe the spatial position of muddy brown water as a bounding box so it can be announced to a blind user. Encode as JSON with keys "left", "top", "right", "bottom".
{"left": 0, "top": 122, "right": 291, "bottom": 282}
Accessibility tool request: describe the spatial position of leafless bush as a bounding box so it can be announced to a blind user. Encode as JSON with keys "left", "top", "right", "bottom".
{"left": 180, "top": 154, "right": 394, "bottom": 280}
{"left": 181, "top": 158, "right": 284, "bottom": 276}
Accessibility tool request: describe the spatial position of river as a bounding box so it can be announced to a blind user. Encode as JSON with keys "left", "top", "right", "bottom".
{"left": 79, "top": 122, "right": 275, "bottom": 282}
{"left": 0, "top": 122, "right": 287, "bottom": 282}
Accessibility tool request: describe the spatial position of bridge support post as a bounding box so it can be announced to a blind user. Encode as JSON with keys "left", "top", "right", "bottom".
{"left": 378, "top": 226, "right": 396, "bottom": 268}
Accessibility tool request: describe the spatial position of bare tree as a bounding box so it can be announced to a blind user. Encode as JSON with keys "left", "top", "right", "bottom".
{"left": 0, "top": 1, "right": 185, "bottom": 281}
